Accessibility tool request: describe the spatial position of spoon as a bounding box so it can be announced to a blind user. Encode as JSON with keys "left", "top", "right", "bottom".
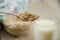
{"left": 0, "top": 12, "right": 21, "bottom": 20}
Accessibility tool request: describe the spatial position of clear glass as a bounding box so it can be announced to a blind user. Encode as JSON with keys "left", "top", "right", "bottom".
{"left": 33, "top": 19, "right": 57, "bottom": 40}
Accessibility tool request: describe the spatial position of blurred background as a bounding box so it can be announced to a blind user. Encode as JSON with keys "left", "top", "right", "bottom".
{"left": 0, "top": 0, "right": 60, "bottom": 40}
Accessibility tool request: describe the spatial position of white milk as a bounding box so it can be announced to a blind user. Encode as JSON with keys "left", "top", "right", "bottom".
{"left": 33, "top": 19, "right": 57, "bottom": 40}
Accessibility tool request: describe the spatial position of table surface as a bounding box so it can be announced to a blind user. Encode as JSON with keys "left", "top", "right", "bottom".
{"left": 1, "top": 28, "right": 33, "bottom": 40}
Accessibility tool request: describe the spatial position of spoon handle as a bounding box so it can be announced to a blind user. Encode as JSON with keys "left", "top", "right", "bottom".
{"left": 0, "top": 12, "right": 21, "bottom": 20}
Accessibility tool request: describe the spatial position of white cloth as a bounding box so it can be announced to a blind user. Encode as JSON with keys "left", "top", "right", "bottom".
{"left": 0, "top": 0, "right": 29, "bottom": 14}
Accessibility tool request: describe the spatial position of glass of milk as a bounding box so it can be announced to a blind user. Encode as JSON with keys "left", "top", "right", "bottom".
{"left": 33, "top": 19, "right": 57, "bottom": 40}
